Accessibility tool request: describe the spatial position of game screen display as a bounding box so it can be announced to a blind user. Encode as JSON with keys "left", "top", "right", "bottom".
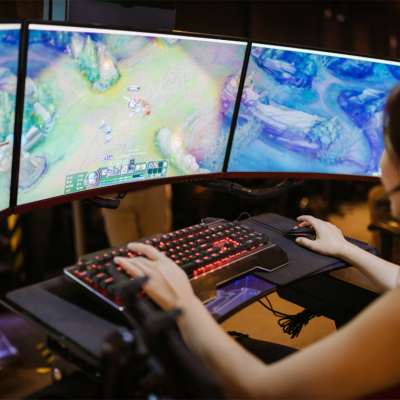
{"left": 227, "top": 43, "right": 400, "bottom": 177}
{"left": 17, "top": 25, "right": 247, "bottom": 205}
{"left": 0, "top": 24, "right": 21, "bottom": 212}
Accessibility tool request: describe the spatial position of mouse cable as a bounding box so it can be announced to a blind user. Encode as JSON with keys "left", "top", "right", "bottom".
{"left": 258, "top": 296, "right": 320, "bottom": 339}
{"left": 236, "top": 211, "right": 252, "bottom": 221}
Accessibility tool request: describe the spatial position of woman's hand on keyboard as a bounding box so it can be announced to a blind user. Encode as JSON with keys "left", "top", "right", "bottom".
{"left": 114, "top": 242, "right": 196, "bottom": 311}
{"left": 296, "top": 215, "right": 352, "bottom": 258}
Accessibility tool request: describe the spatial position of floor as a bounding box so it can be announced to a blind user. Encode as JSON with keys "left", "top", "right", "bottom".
{"left": 0, "top": 202, "right": 377, "bottom": 398}
{"left": 0, "top": 313, "right": 52, "bottom": 400}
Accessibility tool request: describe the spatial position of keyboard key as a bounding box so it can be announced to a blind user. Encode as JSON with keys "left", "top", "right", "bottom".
{"left": 94, "top": 255, "right": 104, "bottom": 263}
{"left": 74, "top": 261, "right": 86, "bottom": 272}
{"left": 151, "top": 238, "right": 161, "bottom": 247}
{"left": 106, "top": 283, "right": 118, "bottom": 296}
{"left": 202, "top": 255, "right": 212, "bottom": 264}
{"left": 97, "top": 264, "right": 107, "bottom": 273}
{"left": 194, "top": 259, "right": 205, "bottom": 268}
{"left": 93, "top": 272, "right": 108, "bottom": 284}
{"left": 99, "top": 277, "right": 115, "bottom": 289}
{"left": 195, "top": 239, "right": 206, "bottom": 246}
{"left": 168, "top": 233, "right": 177, "bottom": 241}
{"left": 103, "top": 253, "right": 113, "bottom": 262}
{"left": 197, "top": 225, "right": 205, "bottom": 233}
{"left": 243, "top": 241, "right": 253, "bottom": 250}
{"left": 106, "top": 263, "right": 127, "bottom": 282}
{"left": 260, "top": 234, "right": 268, "bottom": 243}
{"left": 181, "top": 261, "right": 197, "bottom": 275}
{"left": 210, "top": 246, "right": 221, "bottom": 253}
{"left": 176, "top": 230, "right": 185, "bottom": 239}
{"left": 255, "top": 237, "right": 264, "bottom": 246}
{"left": 86, "top": 266, "right": 98, "bottom": 277}
{"left": 210, "top": 253, "right": 221, "bottom": 261}
{"left": 235, "top": 244, "right": 245, "bottom": 252}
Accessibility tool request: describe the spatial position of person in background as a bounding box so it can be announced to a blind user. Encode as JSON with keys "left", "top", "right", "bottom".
{"left": 101, "top": 185, "right": 172, "bottom": 246}
{"left": 114, "top": 84, "right": 400, "bottom": 399}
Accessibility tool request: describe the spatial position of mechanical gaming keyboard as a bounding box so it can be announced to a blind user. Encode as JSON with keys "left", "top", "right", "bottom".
{"left": 64, "top": 218, "right": 289, "bottom": 311}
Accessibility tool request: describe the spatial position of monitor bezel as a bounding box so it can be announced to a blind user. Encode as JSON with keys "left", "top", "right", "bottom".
{"left": 0, "top": 20, "right": 24, "bottom": 219}
{"left": 223, "top": 38, "right": 400, "bottom": 183}
{"left": 12, "top": 20, "right": 249, "bottom": 213}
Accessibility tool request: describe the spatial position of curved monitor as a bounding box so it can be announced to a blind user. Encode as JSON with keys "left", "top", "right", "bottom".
{"left": 226, "top": 42, "right": 400, "bottom": 181}
{"left": 0, "top": 23, "right": 21, "bottom": 219}
{"left": 15, "top": 22, "right": 248, "bottom": 212}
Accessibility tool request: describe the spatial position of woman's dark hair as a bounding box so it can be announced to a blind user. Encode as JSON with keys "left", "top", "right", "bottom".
{"left": 384, "top": 83, "right": 400, "bottom": 161}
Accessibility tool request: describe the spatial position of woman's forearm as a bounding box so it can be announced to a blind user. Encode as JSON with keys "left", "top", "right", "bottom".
{"left": 177, "top": 288, "right": 400, "bottom": 399}
{"left": 338, "top": 242, "right": 399, "bottom": 291}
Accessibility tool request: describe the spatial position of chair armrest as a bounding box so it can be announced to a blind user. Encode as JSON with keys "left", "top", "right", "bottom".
{"left": 368, "top": 221, "right": 400, "bottom": 236}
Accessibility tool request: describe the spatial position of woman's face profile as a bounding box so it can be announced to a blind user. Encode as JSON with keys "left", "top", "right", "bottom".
{"left": 380, "top": 149, "right": 400, "bottom": 219}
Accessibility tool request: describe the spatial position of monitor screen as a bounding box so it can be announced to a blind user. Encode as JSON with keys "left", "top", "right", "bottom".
{"left": 17, "top": 24, "right": 247, "bottom": 207}
{"left": 227, "top": 43, "right": 400, "bottom": 178}
{"left": 0, "top": 23, "right": 21, "bottom": 215}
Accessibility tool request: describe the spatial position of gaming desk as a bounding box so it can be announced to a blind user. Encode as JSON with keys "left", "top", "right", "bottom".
{"left": 0, "top": 214, "right": 380, "bottom": 375}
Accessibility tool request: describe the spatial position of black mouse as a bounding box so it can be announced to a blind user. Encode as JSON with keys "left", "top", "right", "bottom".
{"left": 284, "top": 226, "right": 316, "bottom": 241}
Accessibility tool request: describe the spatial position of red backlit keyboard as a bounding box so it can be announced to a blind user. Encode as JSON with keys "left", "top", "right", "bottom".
{"left": 64, "top": 218, "right": 271, "bottom": 311}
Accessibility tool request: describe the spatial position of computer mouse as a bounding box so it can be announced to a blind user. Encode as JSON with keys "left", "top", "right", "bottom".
{"left": 284, "top": 226, "right": 317, "bottom": 241}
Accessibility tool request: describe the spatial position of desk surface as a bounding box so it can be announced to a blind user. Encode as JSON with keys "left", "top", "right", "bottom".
{"left": 1, "top": 213, "right": 378, "bottom": 369}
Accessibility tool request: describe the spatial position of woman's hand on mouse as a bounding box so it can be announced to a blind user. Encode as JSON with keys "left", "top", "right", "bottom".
{"left": 295, "top": 215, "right": 353, "bottom": 257}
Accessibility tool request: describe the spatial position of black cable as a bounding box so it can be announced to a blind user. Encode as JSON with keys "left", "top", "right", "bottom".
{"left": 248, "top": 218, "right": 286, "bottom": 235}
{"left": 258, "top": 296, "right": 320, "bottom": 339}
{"left": 236, "top": 211, "right": 252, "bottom": 221}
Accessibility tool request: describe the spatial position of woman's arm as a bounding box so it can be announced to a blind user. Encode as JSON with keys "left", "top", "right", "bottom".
{"left": 115, "top": 243, "right": 400, "bottom": 399}
{"left": 295, "top": 215, "right": 400, "bottom": 291}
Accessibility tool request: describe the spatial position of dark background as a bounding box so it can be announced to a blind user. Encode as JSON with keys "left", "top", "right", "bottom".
{"left": 0, "top": 0, "right": 393, "bottom": 288}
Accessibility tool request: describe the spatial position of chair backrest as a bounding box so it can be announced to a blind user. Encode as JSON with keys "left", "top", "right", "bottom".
{"left": 362, "top": 383, "right": 400, "bottom": 399}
